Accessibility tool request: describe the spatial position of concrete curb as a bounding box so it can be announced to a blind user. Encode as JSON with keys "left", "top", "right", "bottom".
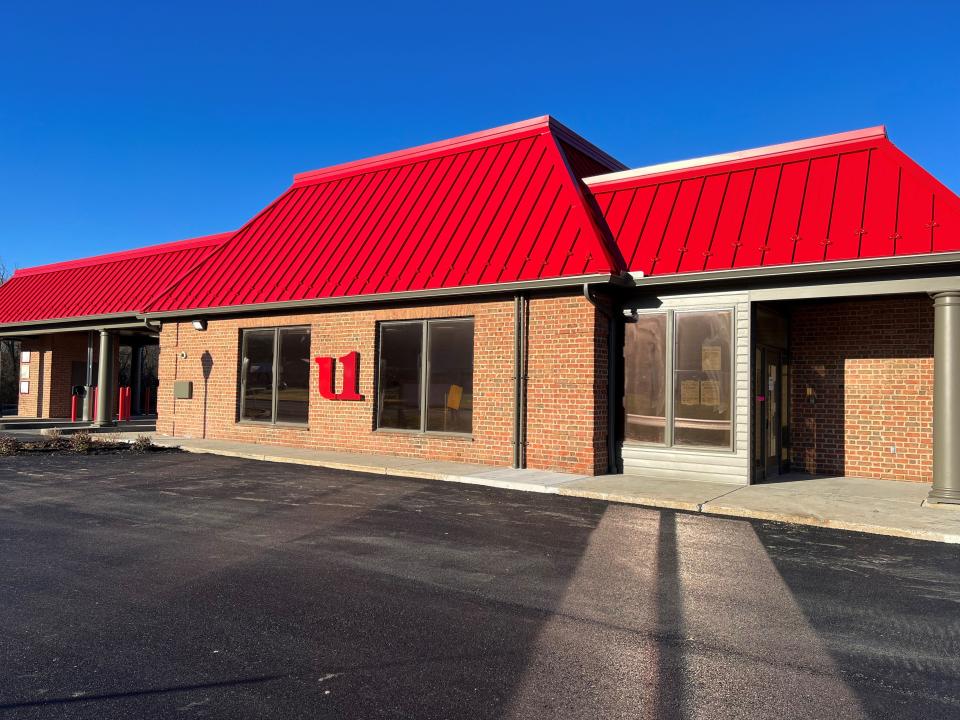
{"left": 164, "top": 441, "right": 960, "bottom": 545}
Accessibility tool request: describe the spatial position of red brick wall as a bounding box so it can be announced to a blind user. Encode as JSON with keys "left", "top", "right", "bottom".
{"left": 157, "top": 295, "right": 609, "bottom": 475}
{"left": 17, "top": 336, "right": 51, "bottom": 418}
{"left": 17, "top": 333, "right": 109, "bottom": 419}
{"left": 526, "top": 296, "right": 609, "bottom": 474}
{"left": 790, "top": 296, "right": 933, "bottom": 482}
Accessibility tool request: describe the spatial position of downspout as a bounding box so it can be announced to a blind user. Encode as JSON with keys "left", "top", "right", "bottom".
{"left": 512, "top": 293, "right": 529, "bottom": 469}
{"left": 583, "top": 283, "right": 618, "bottom": 475}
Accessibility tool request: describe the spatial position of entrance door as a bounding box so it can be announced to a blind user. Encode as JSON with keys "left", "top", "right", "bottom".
{"left": 756, "top": 347, "right": 788, "bottom": 480}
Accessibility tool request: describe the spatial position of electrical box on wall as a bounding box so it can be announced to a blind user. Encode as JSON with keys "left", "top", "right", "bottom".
{"left": 173, "top": 381, "right": 193, "bottom": 400}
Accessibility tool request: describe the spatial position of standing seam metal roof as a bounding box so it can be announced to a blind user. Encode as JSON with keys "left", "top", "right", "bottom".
{"left": 0, "top": 233, "right": 230, "bottom": 325}
{"left": 143, "top": 116, "right": 625, "bottom": 315}
{"left": 584, "top": 127, "right": 960, "bottom": 277}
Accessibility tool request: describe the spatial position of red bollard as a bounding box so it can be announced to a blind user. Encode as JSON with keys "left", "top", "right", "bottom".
{"left": 124, "top": 387, "right": 131, "bottom": 421}
{"left": 71, "top": 395, "right": 79, "bottom": 422}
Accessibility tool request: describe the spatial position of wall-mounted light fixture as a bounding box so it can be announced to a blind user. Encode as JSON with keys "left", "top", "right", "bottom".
{"left": 192, "top": 319, "right": 208, "bottom": 332}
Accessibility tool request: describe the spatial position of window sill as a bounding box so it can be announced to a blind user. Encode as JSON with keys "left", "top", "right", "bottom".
{"left": 622, "top": 440, "right": 735, "bottom": 454}
{"left": 236, "top": 420, "right": 311, "bottom": 430}
{"left": 374, "top": 427, "right": 474, "bottom": 440}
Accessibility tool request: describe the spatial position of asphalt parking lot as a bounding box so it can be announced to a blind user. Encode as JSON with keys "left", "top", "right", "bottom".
{"left": 0, "top": 451, "right": 958, "bottom": 719}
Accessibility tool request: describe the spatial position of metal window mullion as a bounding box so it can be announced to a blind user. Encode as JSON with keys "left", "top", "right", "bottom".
{"left": 665, "top": 310, "right": 675, "bottom": 448}
{"left": 239, "top": 331, "right": 249, "bottom": 421}
{"left": 271, "top": 328, "right": 280, "bottom": 424}
{"left": 420, "top": 321, "right": 429, "bottom": 433}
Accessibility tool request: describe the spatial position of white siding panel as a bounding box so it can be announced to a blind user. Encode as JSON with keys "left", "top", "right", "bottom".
{"left": 622, "top": 291, "right": 751, "bottom": 485}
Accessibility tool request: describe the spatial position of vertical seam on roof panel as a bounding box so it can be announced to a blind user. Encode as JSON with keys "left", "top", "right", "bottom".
{"left": 311, "top": 167, "right": 397, "bottom": 296}
{"left": 541, "top": 205, "right": 574, "bottom": 277}
{"left": 182, "top": 190, "right": 290, "bottom": 309}
{"left": 373, "top": 158, "right": 449, "bottom": 293}
{"left": 893, "top": 167, "right": 902, "bottom": 255}
{"left": 250, "top": 183, "right": 328, "bottom": 301}
{"left": 789, "top": 161, "right": 812, "bottom": 265}
{"left": 145, "top": 189, "right": 290, "bottom": 312}
{"left": 434, "top": 143, "right": 511, "bottom": 288}
{"left": 506, "top": 167, "right": 558, "bottom": 281}
{"left": 273, "top": 180, "right": 355, "bottom": 299}
{"left": 446, "top": 140, "right": 523, "bottom": 288}
{"left": 231, "top": 184, "right": 333, "bottom": 305}
{"left": 627, "top": 184, "right": 660, "bottom": 269}
{"left": 857, "top": 149, "right": 873, "bottom": 257}
{"left": 677, "top": 179, "right": 706, "bottom": 273}
{"left": 760, "top": 165, "right": 784, "bottom": 266}
{"left": 701, "top": 174, "right": 730, "bottom": 271}
{"left": 615, "top": 189, "right": 639, "bottom": 241}
{"left": 147, "top": 243, "right": 224, "bottom": 315}
{"left": 407, "top": 150, "right": 487, "bottom": 288}
{"left": 651, "top": 183, "right": 682, "bottom": 275}
{"left": 345, "top": 163, "right": 421, "bottom": 294}
{"left": 276, "top": 175, "right": 368, "bottom": 299}
{"left": 385, "top": 152, "right": 467, "bottom": 292}
{"left": 277, "top": 174, "right": 376, "bottom": 301}
{"left": 548, "top": 132, "right": 622, "bottom": 273}
{"left": 731, "top": 169, "right": 757, "bottom": 269}
{"left": 329, "top": 165, "right": 408, "bottom": 293}
{"left": 930, "top": 194, "right": 936, "bottom": 252}
{"left": 458, "top": 137, "right": 539, "bottom": 287}
{"left": 489, "top": 143, "right": 550, "bottom": 285}
{"left": 406, "top": 151, "right": 483, "bottom": 290}
{"left": 371, "top": 158, "right": 448, "bottom": 294}
{"left": 823, "top": 154, "right": 842, "bottom": 262}
{"left": 557, "top": 226, "right": 581, "bottom": 276}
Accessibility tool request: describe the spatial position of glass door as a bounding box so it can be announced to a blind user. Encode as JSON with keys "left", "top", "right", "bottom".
{"left": 756, "top": 346, "right": 788, "bottom": 480}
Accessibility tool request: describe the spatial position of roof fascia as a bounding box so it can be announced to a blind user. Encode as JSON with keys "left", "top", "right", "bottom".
{"left": 141, "top": 273, "right": 630, "bottom": 321}
{"left": 12, "top": 232, "right": 232, "bottom": 278}
{"left": 545, "top": 133, "right": 626, "bottom": 273}
{"left": 0, "top": 314, "right": 151, "bottom": 337}
{"left": 585, "top": 126, "right": 888, "bottom": 192}
{"left": 292, "top": 116, "right": 553, "bottom": 187}
{"left": 548, "top": 118, "right": 628, "bottom": 172}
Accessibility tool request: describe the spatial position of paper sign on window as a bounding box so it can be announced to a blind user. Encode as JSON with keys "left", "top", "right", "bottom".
{"left": 680, "top": 379, "right": 700, "bottom": 406}
{"left": 701, "top": 345, "right": 722, "bottom": 372}
{"left": 20, "top": 351, "right": 30, "bottom": 364}
{"left": 700, "top": 380, "right": 720, "bottom": 407}
{"left": 19, "top": 365, "right": 30, "bottom": 380}
{"left": 19, "top": 381, "right": 29, "bottom": 395}
{"left": 447, "top": 384, "right": 463, "bottom": 410}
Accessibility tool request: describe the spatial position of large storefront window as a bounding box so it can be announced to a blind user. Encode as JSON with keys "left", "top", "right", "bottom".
{"left": 673, "top": 310, "right": 732, "bottom": 448}
{"left": 624, "top": 315, "right": 667, "bottom": 443}
{"left": 240, "top": 327, "right": 311, "bottom": 425}
{"left": 623, "top": 308, "right": 733, "bottom": 450}
{"left": 377, "top": 318, "right": 474, "bottom": 434}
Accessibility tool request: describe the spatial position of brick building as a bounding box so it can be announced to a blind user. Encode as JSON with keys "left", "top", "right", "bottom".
{"left": 1, "top": 117, "right": 959, "bottom": 504}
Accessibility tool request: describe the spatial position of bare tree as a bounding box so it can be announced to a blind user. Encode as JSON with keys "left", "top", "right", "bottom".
{"left": 0, "top": 257, "right": 7, "bottom": 284}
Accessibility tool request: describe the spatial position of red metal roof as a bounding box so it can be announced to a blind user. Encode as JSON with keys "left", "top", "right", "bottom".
{"left": 144, "top": 116, "right": 624, "bottom": 315}
{"left": 0, "top": 233, "right": 229, "bottom": 326}
{"left": 585, "top": 127, "right": 960, "bottom": 277}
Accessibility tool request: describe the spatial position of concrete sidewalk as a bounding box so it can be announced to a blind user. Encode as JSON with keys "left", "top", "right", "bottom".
{"left": 133, "top": 434, "right": 960, "bottom": 544}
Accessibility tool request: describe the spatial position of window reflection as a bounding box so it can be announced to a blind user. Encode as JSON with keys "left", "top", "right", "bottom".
{"left": 673, "top": 311, "right": 732, "bottom": 448}
{"left": 624, "top": 314, "right": 667, "bottom": 443}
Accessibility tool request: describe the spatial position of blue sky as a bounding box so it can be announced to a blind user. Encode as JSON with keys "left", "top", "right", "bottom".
{"left": 1, "top": 1, "right": 958, "bottom": 271}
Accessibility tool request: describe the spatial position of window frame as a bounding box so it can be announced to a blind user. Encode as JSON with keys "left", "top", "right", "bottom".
{"left": 238, "top": 325, "right": 311, "bottom": 427}
{"left": 624, "top": 306, "right": 735, "bottom": 452}
{"left": 375, "top": 317, "right": 474, "bottom": 437}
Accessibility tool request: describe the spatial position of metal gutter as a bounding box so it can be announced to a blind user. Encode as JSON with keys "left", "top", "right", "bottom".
{"left": 624, "top": 252, "right": 960, "bottom": 288}
{"left": 0, "top": 319, "right": 157, "bottom": 338}
{"left": 142, "top": 274, "right": 629, "bottom": 321}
